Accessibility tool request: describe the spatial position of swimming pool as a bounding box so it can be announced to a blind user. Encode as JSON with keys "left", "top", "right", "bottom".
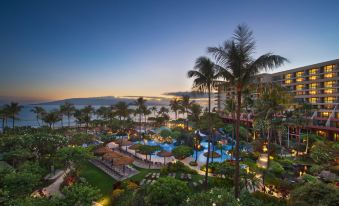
{"left": 133, "top": 139, "right": 233, "bottom": 163}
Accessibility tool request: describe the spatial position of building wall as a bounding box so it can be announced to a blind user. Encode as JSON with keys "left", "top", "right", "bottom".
{"left": 216, "top": 59, "right": 339, "bottom": 141}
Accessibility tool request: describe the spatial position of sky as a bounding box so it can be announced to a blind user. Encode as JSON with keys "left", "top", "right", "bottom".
{"left": 0, "top": 0, "right": 339, "bottom": 102}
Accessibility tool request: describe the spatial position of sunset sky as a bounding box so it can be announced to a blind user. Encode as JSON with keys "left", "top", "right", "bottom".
{"left": 1, "top": 0, "right": 339, "bottom": 102}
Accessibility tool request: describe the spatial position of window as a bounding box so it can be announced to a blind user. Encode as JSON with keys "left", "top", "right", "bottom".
{"left": 285, "top": 73, "right": 292, "bottom": 79}
{"left": 324, "top": 65, "right": 334, "bottom": 73}
{"left": 309, "top": 98, "right": 317, "bottom": 103}
{"left": 296, "top": 78, "right": 304, "bottom": 82}
{"left": 322, "top": 112, "right": 329, "bottom": 118}
{"left": 324, "top": 81, "right": 335, "bottom": 88}
{"left": 336, "top": 113, "right": 339, "bottom": 118}
{"left": 309, "top": 90, "right": 317, "bottom": 95}
{"left": 324, "top": 89, "right": 334, "bottom": 94}
{"left": 296, "top": 85, "right": 304, "bottom": 90}
{"left": 309, "top": 83, "right": 317, "bottom": 89}
{"left": 296, "top": 91, "right": 305, "bottom": 95}
{"left": 309, "top": 69, "right": 318, "bottom": 75}
{"left": 309, "top": 75, "right": 318, "bottom": 80}
{"left": 285, "top": 79, "right": 292, "bottom": 84}
{"left": 324, "top": 73, "right": 335, "bottom": 78}
{"left": 296, "top": 71, "right": 304, "bottom": 77}
{"left": 324, "top": 97, "right": 336, "bottom": 103}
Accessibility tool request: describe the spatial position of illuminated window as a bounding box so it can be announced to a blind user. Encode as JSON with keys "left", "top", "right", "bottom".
{"left": 285, "top": 79, "right": 292, "bottom": 84}
{"left": 296, "top": 91, "right": 304, "bottom": 95}
{"left": 309, "top": 98, "right": 317, "bottom": 103}
{"left": 336, "top": 113, "right": 339, "bottom": 118}
{"left": 324, "top": 73, "right": 334, "bottom": 78}
{"left": 296, "top": 78, "right": 304, "bottom": 82}
{"left": 296, "top": 71, "right": 304, "bottom": 77}
{"left": 309, "top": 69, "right": 318, "bottom": 74}
{"left": 309, "top": 75, "right": 318, "bottom": 80}
{"left": 324, "top": 89, "right": 334, "bottom": 94}
{"left": 285, "top": 74, "right": 292, "bottom": 79}
{"left": 324, "top": 97, "right": 336, "bottom": 103}
{"left": 309, "top": 90, "right": 317, "bottom": 95}
{"left": 296, "top": 85, "right": 304, "bottom": 90}
{"left": 322, "top": 112, "right": 329, "bottom": 118}
{"left": 324, "top": 81, "right": 335, "bottom": 88}
{"left": 324, "top": 65, "right": 334, "bottom": 73}
{"left": 309, "top": 83, "right": 317, "bottom": 89}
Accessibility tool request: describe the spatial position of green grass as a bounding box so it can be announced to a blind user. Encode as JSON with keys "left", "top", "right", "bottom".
{"left": 79, "top": 161, "right": 117, "bottom": 206}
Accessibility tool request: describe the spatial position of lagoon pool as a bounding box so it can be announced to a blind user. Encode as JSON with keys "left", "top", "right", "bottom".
{"left": 134, "top": 139, "right": 233, "bottom": 163}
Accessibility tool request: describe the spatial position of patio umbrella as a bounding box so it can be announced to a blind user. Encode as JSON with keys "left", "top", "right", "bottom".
{"left": 114, "top": 139, "right": 134, "bottom": 150}
{"left": 203, "top": 151, "right": 221, "bottom": 158}
{"left": 156, "top": 150, "right": 173, "bottom": 164}
{"left": 102, "top": 151, "right": 122, "bottom": 161}
{"left": 129, "top": 143, "right": 142, "bottom": 155}
{"left": 94, "top": 147, "right": 111, "bottom": 156}
{"left": 113, "top": 156, "right": 135, "bottom": 173}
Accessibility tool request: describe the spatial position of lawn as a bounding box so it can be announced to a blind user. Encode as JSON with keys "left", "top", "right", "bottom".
{"left": 79, "top": 161, "right": 117, "bottom": 206}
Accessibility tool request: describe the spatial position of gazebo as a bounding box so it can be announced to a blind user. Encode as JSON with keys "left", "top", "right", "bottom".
{"left": 156, "top": 150, "right": 173, "bottom": 164}
{"left": 94, "top": 147, "right": 111, "bottom": 156}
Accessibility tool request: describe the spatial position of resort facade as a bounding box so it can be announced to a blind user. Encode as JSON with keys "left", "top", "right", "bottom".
{"left": 217, "top": 59, "right": 339, "bottom": 141}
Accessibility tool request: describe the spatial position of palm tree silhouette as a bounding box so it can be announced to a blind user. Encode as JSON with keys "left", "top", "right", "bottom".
{"left": 208, "top": 24, "right": 288, "bottom": 197}
{"left": 30, "top": 106, "right": 46, "bottom": 127}
{"left": 4, "top": 102, "right": 23, "bottom": 129}
{"left": 187, "top": 56, "right": 219, "bottom": 188}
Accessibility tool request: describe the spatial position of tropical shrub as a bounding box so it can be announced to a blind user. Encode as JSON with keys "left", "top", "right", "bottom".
{"left": 160, "top": 161, "right": 197, "bottom": 174}
{"left": 172, "top": 145, "right": 193, "bottom": 159}
{"left": 145, "top": 177, "right": 189, "bottom": 206}
{"left": 310, "top": 142, "right": 333, "bottom": 164}
{"left": 62, "top": 183, "right": 100, "bottom": 206}
{"left": 288, "top": 182, "right": 339, "bottom": 206}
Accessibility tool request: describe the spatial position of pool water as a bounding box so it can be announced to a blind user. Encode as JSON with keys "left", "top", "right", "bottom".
{"left": 134, "top": 139, "right": 233, "bottom": 163}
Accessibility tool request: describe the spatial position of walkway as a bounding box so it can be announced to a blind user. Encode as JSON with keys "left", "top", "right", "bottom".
{"left": 43, "top": 168, "right": 70, "bottom": 197}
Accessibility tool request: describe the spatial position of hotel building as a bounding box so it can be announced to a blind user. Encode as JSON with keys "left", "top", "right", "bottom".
{"left": 217, "top": 59, "right": 339, "bottom": 141}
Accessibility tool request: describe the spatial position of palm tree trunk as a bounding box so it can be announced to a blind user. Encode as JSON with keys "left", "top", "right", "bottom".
{"left": 204, "top": 87, "right": 212, "bottom": 189}
{"left": 305, "top": 130, "right": 309, "bottom": 154}
{"left": 12, "top": 113, "right": 15, "bottom": 129}
{"left": 234, "top": 88, "right": 242, "bottom": 198}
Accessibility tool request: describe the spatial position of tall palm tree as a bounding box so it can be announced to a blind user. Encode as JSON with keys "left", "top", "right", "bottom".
{"left": 150, "top": 106, "right": 157, "bottom": 117}
{"left": 224, "top": 97, "right": 237, "bottom": 159}
{"left": 30, "top": 106, "right": 46, "bottom": 127}
{"left": 179, "top": 95, "right": 193, "bottom": 130}
{"left": 208, "top": 24, "right": 288, "bottom": 197}
{"left": 0, "top": 107, "right": 7, "bottom": 133}
{"left": 187, "top": 56, "right": 219, "bottom": 188}
{"left": 143, "top": 106, "right": 151, "bottom": 131}
{"left": 169, "top": 98, "right": 180, "bottom": 120}
{"left": 81, "top": 105, "right": 94, "bottom": 132}
{"left": 42, "top": 110, "right": 61, "bottom": 129}
{"left": 4, "top": 102, "right": 23, "bottom": 129}
{"left": 254, "top": 83, "right": 291, "bottom": 189}
{"left": 135, "top": 97, "right": 147, "bottom": 137}
{"left": 61, "top": 102, "right": 76, "bottom": 127}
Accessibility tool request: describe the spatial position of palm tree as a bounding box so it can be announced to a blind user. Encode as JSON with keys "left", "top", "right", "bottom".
{"left": 254, "top": 83, "right": 291, "bottom": 189}
{"left": 0, "top": 107, "right": 7, "bottom": 133}
{"left": 61, "top": 102, "right": 76, "bottom": 127}
{"left": 169, "top": 98, "right": 180, "bottom": 120}
{"left": 42, "top": 110, "right": 61, "bottom": 129}
{"left": 179, "top": 95, "right": 193, "bottom": 130}
{"left": 81, "top": 105, "right": 94, "bottom": 132}
{"left": 187, "top": 56, "right": 219, "bottom": 188}
{"left": 208, "top": 24, "right": 288, "bottom": 197}
{"left": 135, "top": 97, "right": 147, "bottom": 137}
{"left": 150, "top": 106, "right": 157, "bottom": 117}
{"left": 30, "top": 106, "right": 46, "bottom": 127}
{"left": 143, "top": 107, "right": 151, "bottom": 131}
{"left": 224, "top": 97, "right": 237, "bottom": 159}
{"left": 4, "top": 102, "right": 23, "bottom": 129}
